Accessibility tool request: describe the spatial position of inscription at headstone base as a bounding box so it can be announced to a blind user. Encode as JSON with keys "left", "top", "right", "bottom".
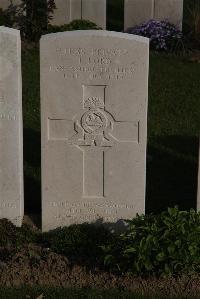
{"left": 0, "top": 26, "right": 24, "bottom": 226}
{"left": 41, "top": 30, "right": 149, "bottom": 232}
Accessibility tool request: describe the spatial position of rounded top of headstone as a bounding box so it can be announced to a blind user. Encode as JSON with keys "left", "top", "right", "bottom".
{"left": 40, "top": 30, "right": 149, "bottom": 45}
{"left": 0, "top": 26, "right": 20, "bottom": 36}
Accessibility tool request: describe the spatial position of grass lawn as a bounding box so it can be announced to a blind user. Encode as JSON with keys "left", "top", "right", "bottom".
{"left": 22, "top": 49, "right": 200, "bottom": 217}
{"left": 147, "top": 53, "right": 200, "bottom": 213}
{"left": 0, "top": 287, "right": 198, "bottom": 299}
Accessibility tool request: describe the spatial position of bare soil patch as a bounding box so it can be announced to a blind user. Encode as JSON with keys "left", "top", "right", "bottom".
{"left": 0, "top": 218, "right": 200, "bottom": 297}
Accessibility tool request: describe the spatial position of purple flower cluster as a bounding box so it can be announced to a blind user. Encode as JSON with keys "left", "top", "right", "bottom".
{"left": 126, "top": 19, "right": 182, "bottom": 51}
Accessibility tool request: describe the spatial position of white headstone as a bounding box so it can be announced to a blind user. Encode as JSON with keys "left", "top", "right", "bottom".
{"left": 0, "top": 0, "right": 21, "bottom": 10}
{"left": 124, "top": 0, "right": 154, "bottom": 30}
{"left": 41, "top": 30, "right": 149, "bottom": 232}
{"left": 51, "top": 0, "right": 106, "bottom": 29}
{"left": 0, "top": 27, "right": 23, "bottom": 226}
{"left": 51, "top": 0, "right": 71, "bottom": 26}
{"left": 0, "top": 0, "right": 9, "bottom": 10}
{"left": 154, "top": 0, "right": 183, "bottom": 29}
{"left": 124, "top": 0, "right": 183, "bottom": 30}
{"left": 82, "top": 0, "right": 106, "bottom": 29}
{"left": 70, "top": 0, "right": 82, "bottom": 21}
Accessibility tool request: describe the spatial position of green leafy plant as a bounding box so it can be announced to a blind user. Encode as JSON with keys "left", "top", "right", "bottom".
{"left": 47, "top": 19, "right": 101, "bottom": 33}
{"left": 0, "top": 219, "right": 37, "bottom": 247}
{"left": 12, "top": 0, "right": 56, "bottom": 41}
{"left": 102, "top": 207, "right": 200, "bottom": 277}
{"left": 43, "top": 223, "right": 113, "bottom": 263}
{"left": 0, "top": 0, "right": 56, "bottom": 41}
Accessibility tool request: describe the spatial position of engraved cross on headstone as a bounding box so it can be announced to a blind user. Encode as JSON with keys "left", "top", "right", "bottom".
{"left": 48, "top": 85, "right": 139, "bottom": 198}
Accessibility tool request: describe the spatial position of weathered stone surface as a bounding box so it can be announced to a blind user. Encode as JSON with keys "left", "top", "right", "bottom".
{"left": 51, "top": 0, "right": 106, "bottom": 29}
{"left": 0, "top": 27, "right": 23, "bottom": 226}
{"left": 51, "top": 0, "right": 82, "bottom": 26}
{"left": 70, "top": 0, "right": 82, "bottom": 21}
{"left": 154, "top": 0, "right": 183, "bottom": 29}
{"left": 0, "top": 0, "right": 21, "bottom": 10}
{"left": 41, "top": 30, "right": 149, "bottom": 232}
{"left": 124, "top": 0, "right": 154, "bottom": 30}
{"left": 124, "top": 0, "right": 183, "bottom": 30}
{"left": 0, "top": 0, "right": 9, "bottom": 10}
{"left": 82, "top": 0, "right": 106, "bottom": 29}
{"left": 51, "top": 0, "right": 71, "bottom": 26}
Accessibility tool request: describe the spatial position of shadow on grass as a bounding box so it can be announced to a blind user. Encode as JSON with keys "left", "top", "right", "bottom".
{"left": 22, "top": 128, "right": 199, "bottom": 225}
{"left": 146, "top": 135, "right": 199, "bottom": 214}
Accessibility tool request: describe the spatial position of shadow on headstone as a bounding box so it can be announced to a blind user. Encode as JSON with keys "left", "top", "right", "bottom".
{"left": 22, "top": 130, "right": 198, "bottom": 228}
{"left": 23, "top": 128, "right": 41, "bottom": 227}
{"left": 107, "top": 0, "right": 124, "bottom": 31}
{"left": 146, "top": 135, "right": 199, "bottom": 214}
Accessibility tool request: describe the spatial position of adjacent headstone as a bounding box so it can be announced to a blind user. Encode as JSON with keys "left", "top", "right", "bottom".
{"left": 0, "top": 27, "right": 23, "bottom": 226}
{"left": 154, "top": 0, "right": 183, "bottom": 29}
{"left": 124, "top": 0, "right": 183, "bottom": 30}
{"left": 82, "top": 0, "right": 106, "bottom": 29}
{"left": 51, "top": 0, "right": 106, "bottom": 29}
{"left": 0, "top": 0, "right": 21, "bottom": 10}
{"left": 124, "top": 0, "right": 154, "bottom": 30}
{"left": 51, "top": 0, "right": 71, "bottom": 26}
{"left": 70, "top": 0, "right": 82, "bottom": 20}
{"left": 51, "top": 0, "right": 82, "bottom": 26}
{"left": 0, "top": 0, "right": 9, "bottom": 10}
{"left": 41, "top": 30, "right": 149, "bottom": 232}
